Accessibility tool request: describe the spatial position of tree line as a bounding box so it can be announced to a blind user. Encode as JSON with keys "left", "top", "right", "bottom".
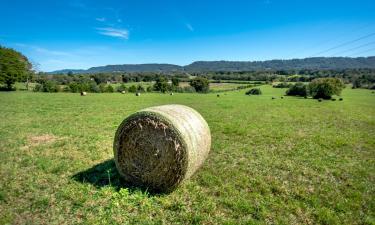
{"left": 1, "top": 46, "right": 375, "bottom": 91}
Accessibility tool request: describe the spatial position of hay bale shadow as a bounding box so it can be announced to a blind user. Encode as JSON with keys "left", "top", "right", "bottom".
{"left": 72, "top": 159, "right": 161, "bottom": 195}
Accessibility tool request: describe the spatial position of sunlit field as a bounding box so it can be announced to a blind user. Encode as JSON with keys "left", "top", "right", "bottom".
{"left": 0, "top": 86, "right": 374, "bottom": 224}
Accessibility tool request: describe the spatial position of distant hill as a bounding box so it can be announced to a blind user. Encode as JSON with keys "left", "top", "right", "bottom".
{"left": 50, "top": 57, "right": 375, "bottom": 73}
{"left": 184, "top": 57, "right": 375, "bottom": 71}
{"left": 51, "top": 64, "right": 183, "bottom": 74}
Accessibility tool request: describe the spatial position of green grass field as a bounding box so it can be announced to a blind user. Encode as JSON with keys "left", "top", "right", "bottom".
{"left": 0, "top": 86, "right": 374, "bottom": 224}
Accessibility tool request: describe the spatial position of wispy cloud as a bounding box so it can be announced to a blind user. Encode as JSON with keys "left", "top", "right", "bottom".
{"left": 186, "top": 23, "right": 194, "bottom": 32}
{"left": 13, "top": 43, "right": 74, "bottom": 56}
{"left": 33, "top": 47, "right": 73, "bottom": 56}
{"left": 97, "top": 27, "right": 129, "bottom": 40}
{"left": 96, "top": 17, "right": 106, "bottom": 22}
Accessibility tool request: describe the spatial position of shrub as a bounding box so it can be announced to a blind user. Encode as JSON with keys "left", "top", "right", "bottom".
{"left": 99, "top": 83, "right": 107, "bottom": 93}
{"left": 273, "top": 82, "right": 292, "bottom": 88}
{"left": 154, "top": 77, "right": 170, "bottom": 93}
{"left": 171, "top": 77, "right": 180, "bottom": 87}
{"left": 245, "top": 88, "right": 262, "bottom": 95}
{"left": 89, "top": 82, "right": 100, "bottom": 93}
{"left": 308, "top": 78, "right": 345, "bottom": 99}
{"left": 34, "top": 80, "right": 59, "bottom": 92}
{"left": 286, "top": 82, "right": 307, "bottom": 96}
{"left": 106, "top": 85, "right": 114, "bottom": 93}
{"left": 189, "top": 77, "right": 209, "bottom": 93}
{"left": 116, "top": 84, "right": 127, "bottom": 93}
{"left": 128, "top": 85, "right": 137, "bottom": 93}
{"left": 33, "top": 84, "right": 43, "bottom": 92}
{"left": 69, "top": 82, "right": 80, "bottom": 93}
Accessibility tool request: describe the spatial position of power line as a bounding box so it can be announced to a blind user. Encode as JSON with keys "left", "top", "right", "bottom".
{"left": 286, "top": 23, "right": 374, "bottom": 58}
{"left": 329, "top": 41, "right": 375, "bottom": 57}
{"left": 309, "top": 32, "right": 375, "bottom": 57}
{"left": 347, "top": 47, "right": 375, "bottom": 57}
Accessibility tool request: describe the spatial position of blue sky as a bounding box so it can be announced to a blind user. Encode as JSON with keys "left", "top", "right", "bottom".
{"left": 1, "top": 0, "right": 375, "bottom": 71}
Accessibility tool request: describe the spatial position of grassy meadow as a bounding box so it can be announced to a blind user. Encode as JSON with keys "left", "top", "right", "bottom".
{"left": 0, "top": 85, "right": 374, "bottom": 224}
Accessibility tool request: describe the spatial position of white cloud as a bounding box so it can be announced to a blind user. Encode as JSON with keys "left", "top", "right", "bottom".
{"left": 186, "top": 23, "right": 194, "bottom": 32}
{"left": 12, "top": 43, "right": 74, "bottom": 57}
{"left": 96, "top": 17, "right": 106, "bottom": 22}
{"left": 97, "top": 27, "right": 129, "bottom": 40}
{"left": 33, "top": 47, "right": 73, "bottom": 56}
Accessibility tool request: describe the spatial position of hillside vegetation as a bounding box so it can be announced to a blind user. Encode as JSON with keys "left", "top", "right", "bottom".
{"left": 50, "top": 56, "right": 375, "bottom": 73}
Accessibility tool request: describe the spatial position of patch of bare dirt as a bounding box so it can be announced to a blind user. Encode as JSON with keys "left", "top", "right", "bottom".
{"left": 28, "top": 134, "right": 58, "bottom": 146}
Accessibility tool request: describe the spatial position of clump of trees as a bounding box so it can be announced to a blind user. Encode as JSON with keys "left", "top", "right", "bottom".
{"left": 189, "top": 77, "right": 209, "bottom": 93}
{"left": 273, "top": 82, "right": 292, "bottom": 88}
{"left": 285, "top": 78, "right": 345, "bottom": 99}
{"left": 285, "top": 82, "right": 307, "bottom": 96}
{"left": 245, "top": 88, "right": 262, "bottom": 95}
{"left": 308, "top": 78, "right": 345, "bottom": 99}
{"left": 0, "top": 46, "right": 33, "bottom": 90}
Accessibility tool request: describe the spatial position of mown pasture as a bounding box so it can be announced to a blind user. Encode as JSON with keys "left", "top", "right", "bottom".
{"left": 0, "top": 86, "right": 374, "bottom": 224}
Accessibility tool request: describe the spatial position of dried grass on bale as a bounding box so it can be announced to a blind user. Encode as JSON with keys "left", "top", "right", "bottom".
{"left": 113, "top": 104, "right": 211, "bottom": 192}
{"left": 81, "top": 91, "right": 87, "bottom": 96}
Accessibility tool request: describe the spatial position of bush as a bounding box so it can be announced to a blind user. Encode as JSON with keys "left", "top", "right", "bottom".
{"left": 106, "top": 85, "right": 114, "bottom": 93}
{"left": 68, "top": 82, "right": 80, "bottom": 93}
{"left": 98, "top": 83, "right": 105, "bottom": 93}
{"left": 153, "top": 77, "right": 170, "bottom": 93}
{"left": 128, "top": 85, "right": 137, "bottom": 93}
{"left": 137, "top": 85, "right": 145, "bottom": 93}
{"left": 116, "top": 84, "right": 127, "bottom": 93}
{"left": 34, "top": 80, "right": 59, "bottom": 92}
{"left": 308, "top": 78, "right": 345, "bottom": 99}
{"left": 273, "top": 82, "right": 292, "bottom": 88}
{"left": 245, "top": 88, "right": 262, "bottom": 95}
{"left": 89, "top": 82, "right": 100, "bottom": 93}
{"left": 190, "top": 77, "right": 209, "bottom": 93}
{"left": 286, "top": 82, "right": 307, "bottom": 96}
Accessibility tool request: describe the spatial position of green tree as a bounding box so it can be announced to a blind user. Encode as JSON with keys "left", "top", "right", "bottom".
{"left": 128, "top": 85, "right": 137, "bottom": 93}
{"left": 0, "top": 46, "right": 32, "bottom": 90}
{"left": 116, "top": 83, "right": 127, "bottom": 92}
{"left": 189, "top": 77, "right": 209, "bottom": 93}
{"left": 245, "top": 88, "right": 262, "bottom": 95}
{"left": 171, "top": 77, "right": 180, "bottom": 87}
{"left": 106, "top": 85, "right": 114, "bottom": 93}
{"left": 308, "top": 78, "right": 345, "bottom": 99}
{"left": 286, "top": 82, "right": 307, "bottom": 96}
{"left": 153, "top": 77, "right": 169, "bottom": 93}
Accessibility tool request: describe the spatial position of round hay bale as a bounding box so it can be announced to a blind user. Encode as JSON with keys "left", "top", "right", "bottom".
{"left": 113, "top": 104, "right": 211, "bottom": 192}
{"left": 121, "top": 91, "right": 126, "bottom": 94}
{"left": 136, "top": 92, "right": 141, "bottom": 96}
{"left": 170, "top": 93, "right": 174, "bottom": 96}
{"left": 80, "top": 91, "right": 87, "bottom": 96}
